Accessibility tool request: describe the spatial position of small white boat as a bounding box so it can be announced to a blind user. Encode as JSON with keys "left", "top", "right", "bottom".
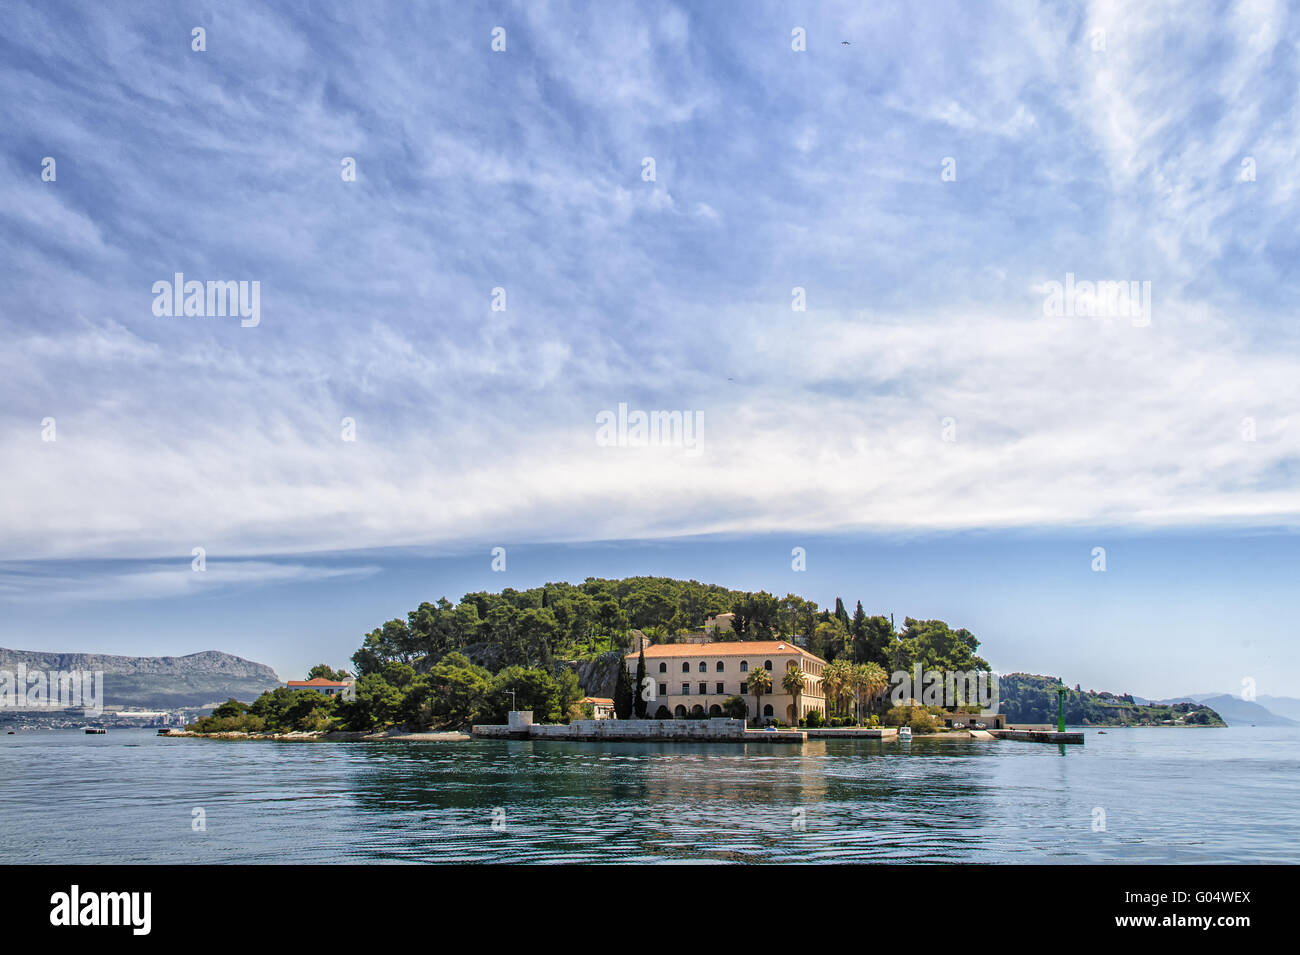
{"left": 898, "top": 725, "right": 913, "bottom": 742}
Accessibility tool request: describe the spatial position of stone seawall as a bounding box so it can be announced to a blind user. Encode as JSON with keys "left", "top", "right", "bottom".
{"left": 992, "top": 729, "right": 1085, "bottom": 744}
{"left": 472, "top": 718, "right": 806, "bottom": 743}
{"left": 803, "top": 727, "right": 898, "bottom": 739}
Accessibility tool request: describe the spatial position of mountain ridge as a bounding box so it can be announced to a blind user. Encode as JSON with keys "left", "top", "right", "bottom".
{"left": 0, "top": 647, "right": 282, "bottom": 709}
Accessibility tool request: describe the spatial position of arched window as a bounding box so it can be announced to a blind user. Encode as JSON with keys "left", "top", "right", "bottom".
{"left": 715, "top": 661, "right": 724, "bottom": 671}
{"left": 740, "top": 661, "right": 749, "bottom": 672}
{"left": 763, "top": 704, "right": 774, "bottom": 717}
{"left": 674, "top": 705, "right": 686, "bottom": 718}
{"left": 658, "top": 662, "right": 667, "bottom": 673}
{"left": 682, "top": 662, "right": 690, "bottom": 673}
{"left": 698, "top": 661, "right": 707, "bottom": 673}
{"left": 764, "top": 660, "right": 773, "bottom": 670}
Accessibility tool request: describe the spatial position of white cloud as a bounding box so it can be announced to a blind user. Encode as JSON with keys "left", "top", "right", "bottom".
{"left": 2, "top": 0, "right": 1298, "bottom": 563}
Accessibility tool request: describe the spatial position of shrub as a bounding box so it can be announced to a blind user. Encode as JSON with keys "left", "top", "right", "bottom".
{"left": 885, "top": 704, "right": 937, "bottom": 732}
{"left": 804, "top": 709, "right": 824, "bottom": 728}
{"left": 721, "top": 696, "right": 748, "bottom": 720}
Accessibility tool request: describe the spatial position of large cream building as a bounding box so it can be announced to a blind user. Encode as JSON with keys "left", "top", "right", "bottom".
{"left": 625, "top": 640, "right": 827, "bottom": 724}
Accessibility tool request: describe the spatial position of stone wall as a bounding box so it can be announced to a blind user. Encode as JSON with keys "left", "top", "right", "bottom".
{"left": 471, "top": 717, "right": 751, "bottom": 741}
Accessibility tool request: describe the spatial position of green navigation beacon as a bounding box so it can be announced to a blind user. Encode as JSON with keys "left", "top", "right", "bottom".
{"left": 1056, "top": 679, "right": 1067, "bottom": 733}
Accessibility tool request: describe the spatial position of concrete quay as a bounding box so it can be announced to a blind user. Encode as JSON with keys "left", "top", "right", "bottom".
{"left": 803, "top": 727, "right": 899, "bottom": 740}
{"left": 472, "top": 713, "right": 806, "bottom": 743}
{"left": 992, "top": 729, "right": 1085, "bottom": 744}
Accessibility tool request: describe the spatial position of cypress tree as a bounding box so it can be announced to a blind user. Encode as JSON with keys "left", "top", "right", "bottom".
{"left": 834, "top": 597, "right": 851, "bottom": 632}
{"left": 851, "top": 601, "right": 867, "bottom": 662}
{"left": 614, "top": 656, "right": 634, "bottom": 719}
{"left": 633, "top": 648, "right": 648, "bottom": 718}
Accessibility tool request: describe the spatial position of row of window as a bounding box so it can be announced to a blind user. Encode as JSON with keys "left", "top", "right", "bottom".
{"left": 658, "top": 659, "right": 773, "bottom": 674}
{"left": 663, "top": 681, "right": 811, "bottom": 697}
{"left": 656, "top": 704, "right": 778, "bottom": 718}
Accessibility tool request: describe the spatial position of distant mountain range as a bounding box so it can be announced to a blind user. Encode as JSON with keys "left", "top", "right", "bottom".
{"left": 0, "top": 647, "right": 281, "bottom": 709}
{"left": 1134, "top": 692, "right": 1299, "bottom": 727}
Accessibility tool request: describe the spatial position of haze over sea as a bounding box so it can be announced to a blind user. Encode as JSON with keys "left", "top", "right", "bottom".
{"left": 3, "top": 727, "right": 1296, "bottom": 864}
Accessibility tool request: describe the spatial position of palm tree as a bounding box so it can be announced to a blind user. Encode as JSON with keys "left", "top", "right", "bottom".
{"left": 849, "top": 663, "right": 888, "bottom": 726}
{"left": 748, "top": 666, "right": 772, "bottom": 726}
{"left": 820, "top": 664, "right": 841, "bottom": 721}
{"left": 848, "top": 664, "right": 865, "bottom": 725}
{"left": 860, "top": 662, "right": 889, "bottom": 721}
{"left": 823, "top": 659, "right": 851, "bottom": 722}
{"left": 782, "top": 662, "right": 806, "bottom": 726}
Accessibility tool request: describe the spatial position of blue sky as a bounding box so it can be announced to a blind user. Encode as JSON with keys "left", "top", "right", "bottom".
{"left": 2, "top": 1, "right": 1299, "bottom": 698}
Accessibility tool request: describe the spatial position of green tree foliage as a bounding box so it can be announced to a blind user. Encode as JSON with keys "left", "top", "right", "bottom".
{"left": 245, "top": 687, "right": 337, "bottom": 731}
{"left": 484, "top": 666, "right": 564, "bottom": 724}
{"left": 812, "top": 617, "right": 850, "bottom": 662}
{"left": 633, "top": 648, "right": 648, "bottom": 718}
{"left": 614, "top": 656, "right": 634, "bottom": 720}
{"left": 306, "top": 664, "right": 351, "bottom": 681}
{"left": 782, "top": 662, "right": 805, "bottom": 724}
{"left": 212, "top": 698, "right": 250, "bottom": 719}
{"left": 998, "top": 674, "right": 1225, "bottom": 726}
{"left": 834, "top": 598, "right": 851, "bottom": 633}
{"left": 254, "top": 577, "right": 1000, "bottom": 737}
{"left": 748, "top": 666, "right": 772, "bottom": 725}
{"left": 421, "top": 652, "right": 491, "bottom": 728}
{"left": 335, "top": 675, "right": 406, "bottom": 730}
{"left": 721, "top": 695, "right": 748, "bottom": 720}
{"left": 884, "top": 703, "right": 939, "bottom": 732}
{"left": 888, "top": 618, "right": 990, "bottom": 674}
{"left": 730, "top": 591, "right": 779, "bottom": 639}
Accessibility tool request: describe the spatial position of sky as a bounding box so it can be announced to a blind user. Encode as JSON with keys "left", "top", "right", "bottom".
{"left": 2, "top": 1, "right": 1298, "bottom": 699}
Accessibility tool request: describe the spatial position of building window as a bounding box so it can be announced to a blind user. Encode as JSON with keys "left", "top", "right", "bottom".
{"left": 698, "top": 683, "right": 707, "bottom": 694}
{"left": 659, "top": 662, "right": 667, "bottom": 673}
{"left": 682, "top": 662, "right": 690, "bottom": 673}
{"left": 698, "top": 661, "right": 707, "bottom": 673}
{"left": 764, "top": 660, "right": 773, "bottom": 670}
{"left": 740, "top": 682, "right": 748, "bottom": 694}
{"left": 681, "top": 683, "right": 690, "bottom": 695}
{"left": 659, "top": 684, "right": 667, "bottom": 697}
{"left": 740, "top": 661, "right": 749, "bottom": 672}
{"left": 715, "top": 661, "right": 724, "bottom": 671}
{"left": 763, "top": 704, "right": 774, "bottom": 717}
{"left": 716, "top": 682, "right": 724, "bottom": 694}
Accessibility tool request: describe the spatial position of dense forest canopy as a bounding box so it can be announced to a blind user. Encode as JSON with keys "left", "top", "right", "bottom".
{"left": 187, "top": 578, "right": 1229, "bottom": 734}
{"left": 350, "top": 576, "right": 991, "bottom": 677}
{"left": 192, "top": 577, "right": 998, "bottom": 733}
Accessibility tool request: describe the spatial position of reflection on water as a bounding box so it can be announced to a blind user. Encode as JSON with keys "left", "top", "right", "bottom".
{"left": 1, "top": 727, "right": 1296, "bottom": 863}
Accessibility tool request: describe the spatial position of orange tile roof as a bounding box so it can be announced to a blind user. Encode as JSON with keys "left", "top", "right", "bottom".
{"left": 288, "top": 678, "right": 351, "bottom": 687}
{"left": 626, "top": 640, "right": 824, "bottom": 664}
